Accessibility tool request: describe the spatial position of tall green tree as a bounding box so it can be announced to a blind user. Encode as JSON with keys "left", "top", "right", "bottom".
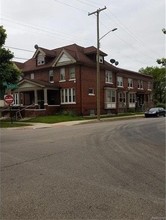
{"left": 0, "top": 26, "right": 20, "bottom": 89}
{"left": 139, "top": 66, "right": 166, "bottom": 104}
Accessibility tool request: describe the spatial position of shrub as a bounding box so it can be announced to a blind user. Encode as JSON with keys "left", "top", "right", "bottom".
{"left": 156, "top": 103, "right": 166, "bottom": 109}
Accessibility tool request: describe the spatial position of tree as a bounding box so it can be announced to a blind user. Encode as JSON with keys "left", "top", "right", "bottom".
{"left": 0, "top": 26, "right": 20, "bottom": 90}
{"left": 139, "top": 66, "right": 166, "bottom": 104}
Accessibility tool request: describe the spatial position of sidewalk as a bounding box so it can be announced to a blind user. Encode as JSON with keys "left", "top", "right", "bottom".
{"left": 7, "top": 114, "right": 144, "bottom": 130}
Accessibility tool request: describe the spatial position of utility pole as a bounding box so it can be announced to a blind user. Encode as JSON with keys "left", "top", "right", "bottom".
{"left": 88, "top": 6, "right": 106, "bottom": 121}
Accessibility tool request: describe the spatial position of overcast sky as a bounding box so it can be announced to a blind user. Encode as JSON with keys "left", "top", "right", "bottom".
{"left": 0, "top": 0, "right": 165, "bottom": 72}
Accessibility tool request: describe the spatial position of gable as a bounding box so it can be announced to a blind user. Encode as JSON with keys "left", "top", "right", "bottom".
{"left": 18, "top": 81, "right": 43, "bottom": 89}
{"left": 33, "top": 48, "right": 46, "bottom": 59}
{"left": 53, "top": 49, "right": 76, "bottom": 67}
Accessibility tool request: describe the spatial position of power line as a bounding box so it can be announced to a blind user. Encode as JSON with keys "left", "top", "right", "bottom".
{"left": 105, "top": 8, "right": 161, "bottom": 59}
{"left": 5, "top": 45, "right": 34, "bottom": 53}
{"left": 2, "top": 16, "right": 95, "bottom": 47}
{"left": 54, "top": 0, "right": 87, "bottom": 13}
{"left": 13, "top": 57, "right": 29, "bottom": 61}
{"left": 72, "top": 0, "right": 101, "bottom": 8}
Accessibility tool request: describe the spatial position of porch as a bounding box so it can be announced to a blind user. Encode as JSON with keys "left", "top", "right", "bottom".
{"left": 13, "top": 79, "right": 61, "bottom": 117}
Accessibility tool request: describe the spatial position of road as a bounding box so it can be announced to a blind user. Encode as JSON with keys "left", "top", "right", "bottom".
{"left": 0, "top": 118, "right": 165, "bottom": 219}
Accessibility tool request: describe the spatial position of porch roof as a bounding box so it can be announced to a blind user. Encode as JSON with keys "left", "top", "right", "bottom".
{"left": 17, "top": 78, "right": 59, "bottom": 90}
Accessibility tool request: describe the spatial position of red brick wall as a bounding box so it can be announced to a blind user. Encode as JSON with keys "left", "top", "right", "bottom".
{"left": 23, "top": 63, "right": 153, "bottom": 116}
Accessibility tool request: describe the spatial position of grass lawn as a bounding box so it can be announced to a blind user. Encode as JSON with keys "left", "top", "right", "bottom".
{"left": 0, "top": 121, "right": 32, "bottom": 128}
{"left": 0, "top": 112, "right": 143, "bottom": 128}
{"left": 0, "top": 114, "right": 85, "bottom": 128}
{"left": 25, "top": 114, "right": 85, "bottom": 123}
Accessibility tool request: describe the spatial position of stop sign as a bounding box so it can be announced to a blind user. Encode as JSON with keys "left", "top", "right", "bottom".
{"left": 4, "top": 94, "right": 14, "bottom": 105}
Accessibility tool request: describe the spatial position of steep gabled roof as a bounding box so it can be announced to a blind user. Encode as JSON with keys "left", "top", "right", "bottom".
{"left": 13, "top": 44, "right": 152, "bottom": 80}
{"left": 20, "top": 43, "right": 110, "bottom": 72}
{"left": 13, "top": 61, "right": 24, "bottom": 70}
{"left": 84, "top": 46, "right": 107, "bottom": 56}
{"left": 117, "top": 67, "right": 153, "bottom": 79}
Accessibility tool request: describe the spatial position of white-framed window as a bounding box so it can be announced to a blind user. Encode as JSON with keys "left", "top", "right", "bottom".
{"left": 119, "top": 92, "right": 126, "bottom": 103}
{"left": 106, "top": 90, "right": 116, "bottom": 103}
{"left": 117, "top": 76, "right": 123, "bottom": 87}
{"left": 69, "top": 67, "right": 75, "bottom": 80}
{"left": 99, "top": 55, "right": 103, "bottom": 63}
{"left": 138, "top": 80, "right": 143, "bottom": 89}
{"left": 129, "top": 93, "right": 136, "bottom": 103}
{"left": 49, "top": 70, "right": 54, "bottom": 83}
{"left": 97, "top": 55, "right": 104, "bottom": 63}
{"left": 61, "top": 88, "right": 76, "bottom": 104}
{"left": 37, "top": 54, "right": 45, "bottom": 65}
{"left": 13, "top": 93, "right": 19, "bottom": 106}
{"left": 128, "top": 78, "right": 133, "bottom": 88}
{"left": 60, "top": 67, "right": 65, "bottom": 81}
{"left": 88, "top": 88, "right": 95, "bottom": 96}
{"left": 30, "top": 73, "right": 34, "bottom": 80}
{"left": 105, "top": 70, "right": 113, "bottom": 83}
{"left": 148, "top": 81, "right": 152, "bottom": 90}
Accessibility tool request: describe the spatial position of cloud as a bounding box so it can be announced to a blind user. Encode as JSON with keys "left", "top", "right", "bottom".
{"left": 1, "top": 0, "right": 165, "bottom": 71}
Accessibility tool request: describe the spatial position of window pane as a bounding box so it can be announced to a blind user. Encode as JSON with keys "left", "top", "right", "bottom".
{"left": 70, "top": 67, "right": 75, "bottom": 79}
{"left": 105, "top": 70, "right": 112, "bottom": 83}
{"left": 69, "top": 89, "right": 71, "bottom": 102}
{"left": 60, "top": 68, "right": 65, "bottom": 80}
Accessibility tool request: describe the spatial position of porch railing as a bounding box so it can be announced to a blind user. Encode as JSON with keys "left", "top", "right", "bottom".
{"left": 15, "top": 104, "right": 36, "bottom": 120}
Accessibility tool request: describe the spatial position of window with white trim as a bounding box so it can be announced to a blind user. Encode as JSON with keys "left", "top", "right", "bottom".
{"left": 128, "top": 78, "right": 133, "bottom": 88}
{"left": 69, "top": 67, "right": 75, "bottom": 80}
{"left": 117, "top": 76, "right": 123, "bottom": 87}
{"left": 37, "top": 54, "right": 45, "bottom": 65}
{"left": 60, "top": 67, "right": 65, "bottom": 81}
{"left": 106, "top": 90, "right": 116, "bottom": 103}
{"left": 30, "top": 73, "right": 34, "bottom": 80}
{"left": 88, "top": 88, "right": 95, "bottom": 95}
{"left": 105, "top": 70, "right": 113, "bottom": 83}
{"left": 13, "top": 93, "right": 19, "bottom": 106}
{"left": 49, "top": 70, "right": 54, "bottom": 83}
{"left": 99, "top": 55, "right": 104, "bottom": 63}
{"left": 138, "top": 80, "right": 143, "bottom": 89}
{"left": 129, "top": 93, "right": 136, "bottom": 103}
{"left": 119, "top": 92, "right": 126, "bottom": 103}
{"left": 61, "top": 88, "right": 76, "bottom": 104}
{"left": 148, "top": 81, "right": 152, "bottom": 90}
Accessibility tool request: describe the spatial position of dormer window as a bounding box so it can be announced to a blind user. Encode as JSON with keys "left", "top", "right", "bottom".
{"left": 37, "top": 53, "right": 45, "bottom": 65}
{"left": 99, "top": 55, "right": 104, "bottom": 63}
{"left": 96, "top": 55, "right": 104, "bottom": 63}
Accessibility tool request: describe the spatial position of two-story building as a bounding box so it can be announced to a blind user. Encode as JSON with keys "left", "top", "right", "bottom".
{"left": 13, "top": 43, "right": 153, "bottom": 117}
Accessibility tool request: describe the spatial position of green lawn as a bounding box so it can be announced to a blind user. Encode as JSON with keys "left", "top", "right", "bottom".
{"left": 0, "top": 112, "right": 143, "bottom": 128}
{"left": 0, "top": 121, "right": 32, "bottom": 128}
{"left": 25, "top": 114, "right": 84, "bottom": 123}
{"left": 0, "top": 114, "right": 85, "bottom": 128}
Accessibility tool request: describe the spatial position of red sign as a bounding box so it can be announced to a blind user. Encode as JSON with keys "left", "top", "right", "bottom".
{"left": 4, "top": 94, "right": 14, "bottom": 105}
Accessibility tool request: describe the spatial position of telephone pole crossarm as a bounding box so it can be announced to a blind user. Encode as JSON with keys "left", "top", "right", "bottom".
{"left": 88, "top": 6, "right": 106, "bottom": 16}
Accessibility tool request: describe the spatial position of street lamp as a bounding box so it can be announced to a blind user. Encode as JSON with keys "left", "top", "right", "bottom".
{"left": 96, "top": 28, "right": 117, "bottom": 120}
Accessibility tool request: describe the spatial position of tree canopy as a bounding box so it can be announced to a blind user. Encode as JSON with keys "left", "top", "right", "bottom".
{"left": 139, "top": 66, "right": 166, "bottom": 105}
{"left": 0, "top": 26, "right": 20, "bottom": 89}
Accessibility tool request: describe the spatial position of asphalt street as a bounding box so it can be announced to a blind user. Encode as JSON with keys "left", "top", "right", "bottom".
{"left": 0, "top": 117, "right": 165, "bottom": 219}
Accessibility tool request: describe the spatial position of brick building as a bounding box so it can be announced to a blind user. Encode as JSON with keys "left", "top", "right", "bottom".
{"left": 13, "top": 43, "right": 153, "bottom": 117}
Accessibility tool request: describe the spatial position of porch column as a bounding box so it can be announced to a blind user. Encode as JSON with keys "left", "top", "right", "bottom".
{"left": 34, "top": 89, "right": 38, "bottom": 105}
{"left": 44, "top": 88, "right": 48, "bottom": 105}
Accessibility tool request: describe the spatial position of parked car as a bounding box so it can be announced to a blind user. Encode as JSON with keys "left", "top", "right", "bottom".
{"left": 144, "top": 107, "right": 166, "bottom": 117}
